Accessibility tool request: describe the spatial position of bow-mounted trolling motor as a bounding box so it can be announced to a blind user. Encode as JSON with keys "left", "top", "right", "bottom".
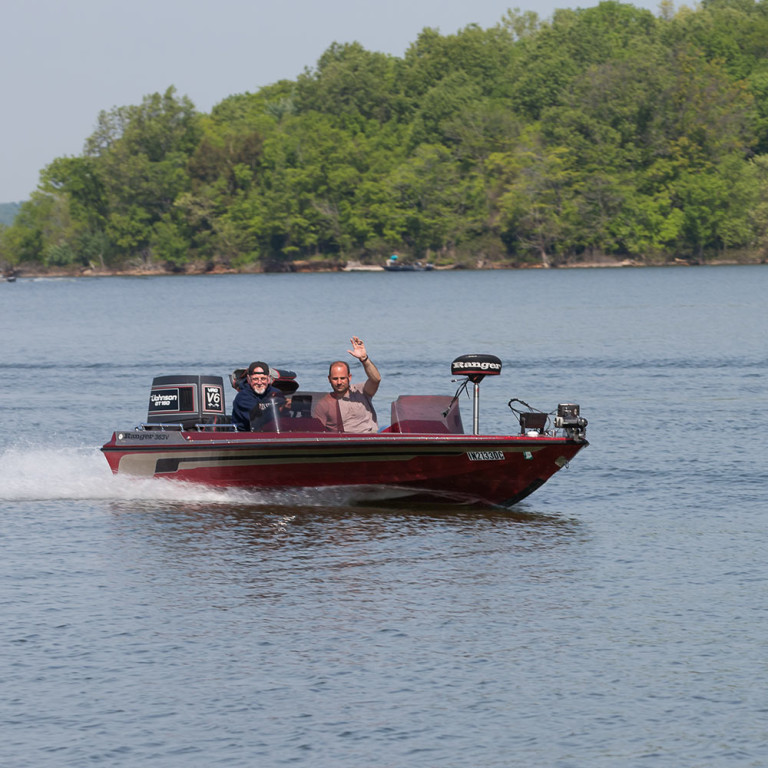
{"left": 451, "top": 354, "right": 502, "bottom": 434}
{"left": 507, "top": 399, "right": 589, "bottom": 442}
{"left": 554, "top": 403, "right": 588, "bottom": 441}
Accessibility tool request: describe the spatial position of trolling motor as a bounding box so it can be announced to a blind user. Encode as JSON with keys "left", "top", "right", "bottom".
{"left": 507, "top": 399, "right": 588, "bottom": 442}
{"left": 554, "top": 403, "right": 588, "bottom": 441}
{"left": 451, "top": 354, "right": 502, "bottom": 434}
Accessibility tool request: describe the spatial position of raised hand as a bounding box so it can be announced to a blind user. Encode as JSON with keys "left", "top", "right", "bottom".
{"left": 347, "top": 336, "right": 368, "bottom": 360}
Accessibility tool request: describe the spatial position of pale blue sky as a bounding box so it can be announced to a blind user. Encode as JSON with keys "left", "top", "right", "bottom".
{"left": 1, "top": 0, "right": 661, "bottom": 202}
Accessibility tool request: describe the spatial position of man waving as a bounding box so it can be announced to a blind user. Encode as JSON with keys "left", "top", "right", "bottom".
{"left": 315, "top": 336, "right": 381, "bottom": 433}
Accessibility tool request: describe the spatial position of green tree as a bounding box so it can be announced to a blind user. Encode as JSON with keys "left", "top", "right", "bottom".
{"left": 377, "top": 143, "right": 487, "bottom": 258}
{"left": 489, "top": 131, "right": 580, "bottom": 265}
{"left": 85, "top": 87, "right": 201, "bottom": 263}
{"left": 296, "top": 42, "right": 406, "bottom": 122}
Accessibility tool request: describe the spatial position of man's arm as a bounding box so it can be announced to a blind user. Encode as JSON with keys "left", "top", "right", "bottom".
{"left": 348, "top": 336, "right": 381, "bottom": 397}
{"left": 231, "top": 394, "right": 249, "bottom": 431}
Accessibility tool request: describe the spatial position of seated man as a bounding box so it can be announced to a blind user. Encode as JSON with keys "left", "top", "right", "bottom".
{"left": 314, "top": 336, "right": 381, "bottom": 433}
{"left": 231, "top": 361, "right": 286, "bottom": 431}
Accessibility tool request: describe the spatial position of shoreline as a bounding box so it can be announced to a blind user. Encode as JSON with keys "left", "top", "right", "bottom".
{"left": 4, "top": 255, "right": 766, "bottom": 280}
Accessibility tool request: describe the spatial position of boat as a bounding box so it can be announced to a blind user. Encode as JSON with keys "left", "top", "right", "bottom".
{"left": 383, "top": 255, "right": 434, "bottom": 272}
{"left": 101, "top": 354, "right": 588, "bottom": 508}
{"left": 383, "top": 262, "right": 434, "bottom": 272}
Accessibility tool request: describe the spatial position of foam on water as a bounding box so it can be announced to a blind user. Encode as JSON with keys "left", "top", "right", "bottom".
{"left": 0, "top": 443, "right": 382, "bottom": 508}
{"left": 0, "top": 444, "right": 257, "bottom": 504}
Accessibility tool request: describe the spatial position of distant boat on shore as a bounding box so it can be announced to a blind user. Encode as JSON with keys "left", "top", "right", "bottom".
{"left": 383, "top": 254, "right": 434, "bottom": 272}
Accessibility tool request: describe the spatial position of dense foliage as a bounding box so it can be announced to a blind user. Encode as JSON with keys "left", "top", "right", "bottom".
{"left": 4, "top": 0, "right": 768, "bottom": 271}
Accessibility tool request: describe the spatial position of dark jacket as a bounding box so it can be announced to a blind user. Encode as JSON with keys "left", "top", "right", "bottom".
{"left": 231, "top": 384, "right": 285, "bottom": 431}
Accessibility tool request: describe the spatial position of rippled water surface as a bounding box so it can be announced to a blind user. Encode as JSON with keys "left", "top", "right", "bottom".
{"left": 1, "top": 267, "right": 767, "bottom": 766}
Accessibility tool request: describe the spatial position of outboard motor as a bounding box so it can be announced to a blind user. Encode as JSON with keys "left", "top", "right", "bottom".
{"left": 451, "top": 354, "right": 502, "bottom": 434}
{"left": 147, "top": 375, "right": 227, "bottom": 429}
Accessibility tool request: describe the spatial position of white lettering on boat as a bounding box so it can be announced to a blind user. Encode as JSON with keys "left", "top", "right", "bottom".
{"left": 150, "top": 392, "right": 179, "bottom": 408}
{"left": 204, "top": 386, "right": 223, "bottom": 411}
{"left": 467, "top": 451, "right": 505, "bottom": 461}
{"left": 453, "top": 361, "right": 502, "bottom": 372}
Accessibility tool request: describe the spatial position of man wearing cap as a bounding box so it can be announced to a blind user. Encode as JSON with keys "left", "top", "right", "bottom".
{"left": 231, "top": 361, "right": 286, "bottom": 431}
{"left": 314, "top": 336, "right": 381, "bottom": 433}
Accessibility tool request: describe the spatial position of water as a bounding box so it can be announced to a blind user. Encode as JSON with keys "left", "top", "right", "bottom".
{"left": 1, "top": 267, "right": 767, "bottom": 766}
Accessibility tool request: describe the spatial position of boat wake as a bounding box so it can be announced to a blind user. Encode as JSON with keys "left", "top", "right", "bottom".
{"left": 0, "top": 444, "right": 259, "bottom": 505}
{"left": 0, "top": 444, "right": 386, "bottom": 508}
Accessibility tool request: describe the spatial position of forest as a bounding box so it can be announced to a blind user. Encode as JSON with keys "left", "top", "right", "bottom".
{"left": 3, "top": 0, "right": 768, "bottom": 273}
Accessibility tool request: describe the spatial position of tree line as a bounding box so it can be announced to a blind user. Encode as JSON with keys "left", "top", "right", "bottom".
{"left": 3, "top": 0, "right": 768, "bottom": 272}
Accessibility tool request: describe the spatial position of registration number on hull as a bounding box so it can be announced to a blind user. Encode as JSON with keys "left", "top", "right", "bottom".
{"left": 466, "top": 451, "right": 505, "bottom": 461}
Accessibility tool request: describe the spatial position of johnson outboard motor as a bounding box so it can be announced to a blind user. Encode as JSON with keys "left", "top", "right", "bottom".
{"left": 451, "top": 354, "right": 502, "bottom": 434}
{"left": 146, "top": 375, "right": 227, "bottom": 429}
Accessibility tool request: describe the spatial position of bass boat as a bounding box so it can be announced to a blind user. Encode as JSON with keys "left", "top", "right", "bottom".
{"left": 383, "top": 254, "right": 434, "bottom": 271}
{"left": 101, "top": 354, "right": 588, "bottom": 508}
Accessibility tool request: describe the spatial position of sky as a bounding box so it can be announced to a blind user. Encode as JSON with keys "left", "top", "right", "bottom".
{"left": 1, "top": 0, "right": 661, "bottom": 203}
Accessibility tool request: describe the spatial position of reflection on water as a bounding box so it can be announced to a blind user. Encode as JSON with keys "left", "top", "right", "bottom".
{"left": 100, "top": 498, "right": 590, "bottom": 633}
{"left": 106, "top": 497, "right": 585, "bottom": 557}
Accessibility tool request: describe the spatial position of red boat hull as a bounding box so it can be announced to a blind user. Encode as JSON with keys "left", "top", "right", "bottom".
{"left": 101, "top": 430, "right": 587, "bottom": 508}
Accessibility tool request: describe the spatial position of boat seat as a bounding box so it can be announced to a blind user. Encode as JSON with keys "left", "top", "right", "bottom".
{"left": 389, "top": 395, "right": 464, "bottom": 434}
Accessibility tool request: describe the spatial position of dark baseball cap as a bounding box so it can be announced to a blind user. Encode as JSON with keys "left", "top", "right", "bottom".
{"left": 247, "top": 361, "right": 270, "bottom": 376}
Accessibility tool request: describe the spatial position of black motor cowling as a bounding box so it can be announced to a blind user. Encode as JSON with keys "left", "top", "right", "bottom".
{"left": 147, "top": 375, "right": 227, "bottom": 428}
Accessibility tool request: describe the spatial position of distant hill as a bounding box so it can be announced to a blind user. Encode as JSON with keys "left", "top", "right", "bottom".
{"left": 0, "top": 202, "right": 22, "bottom": 226}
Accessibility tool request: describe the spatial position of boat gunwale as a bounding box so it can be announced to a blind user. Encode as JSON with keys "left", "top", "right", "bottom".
{"left": 102, "top": 430, "right": 585, "bottom": 453}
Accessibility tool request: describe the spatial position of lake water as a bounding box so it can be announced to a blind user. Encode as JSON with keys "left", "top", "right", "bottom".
{"left": 1, "top": 266, "right": 767, "bottom": 767}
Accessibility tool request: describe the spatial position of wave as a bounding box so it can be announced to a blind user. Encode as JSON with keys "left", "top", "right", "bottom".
{"left": 0, "top": 444, "right": 259, "bottom": 504}
{"left": 0, "top": 444, "right": 406, "bottom": 509}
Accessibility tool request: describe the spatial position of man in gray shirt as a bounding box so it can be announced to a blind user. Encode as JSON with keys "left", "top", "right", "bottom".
{"left": 315, "top": 336, "right": 381, "bottom": 433}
